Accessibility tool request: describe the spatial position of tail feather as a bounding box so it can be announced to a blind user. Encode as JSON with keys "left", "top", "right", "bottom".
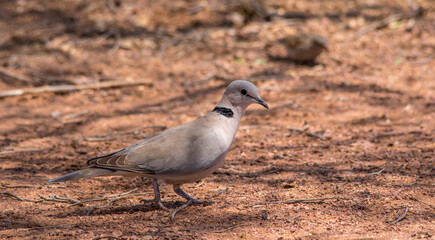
{"left": 48, "top": 168, "right": 115, "bottom": 183}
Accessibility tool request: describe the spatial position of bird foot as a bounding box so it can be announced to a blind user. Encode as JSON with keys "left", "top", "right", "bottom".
{"left": 140, "top": 198, "right": 170, "bottom": 211}
{"left": 189, "top": 198, "right": 203, "bottom": 205}
{"left": 156, "top": 201, "right": 170, "bottom": 211}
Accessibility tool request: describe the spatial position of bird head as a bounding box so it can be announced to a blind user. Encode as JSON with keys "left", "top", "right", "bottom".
{"left": 222, "top": 80, "right": 269, "bottom": 110}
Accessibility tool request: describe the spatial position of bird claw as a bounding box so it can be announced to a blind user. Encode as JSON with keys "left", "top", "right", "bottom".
{"left": 203, "top": 200, "right": 216, "bottom": 206}
{"left": 189, "top": 198, "right": 203, "bottom": 204}
{"left": 140, "top": 198, "right": 170, "bottom": 211}
{"left": 156, "top": 201, "right": 170, "bottom": 211}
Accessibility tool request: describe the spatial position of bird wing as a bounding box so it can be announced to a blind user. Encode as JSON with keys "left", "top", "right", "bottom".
{"left": 87, "top": 115, "right": 230, "bottom": 176}
{"left": 87, "top": 149, "right": 153, "bottom": 174}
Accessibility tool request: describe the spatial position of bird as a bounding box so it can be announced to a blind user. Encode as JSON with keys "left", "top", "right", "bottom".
{"left": 48, "top": 80, "right": 269, "bottom": 210}
{"left": 266, "top": 34, "right": 328, "bottom": 63}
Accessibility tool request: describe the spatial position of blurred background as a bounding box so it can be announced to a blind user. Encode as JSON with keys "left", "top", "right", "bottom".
{"left": 0, "top": 0, "right": 434, "bottom": 239}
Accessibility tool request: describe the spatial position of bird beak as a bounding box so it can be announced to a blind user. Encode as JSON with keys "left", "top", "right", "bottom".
{"left": 320, "top": 43, "right": 329, "bottom": 52}
{"left": 256, "top": 97, "right": 269, "bottom": 109}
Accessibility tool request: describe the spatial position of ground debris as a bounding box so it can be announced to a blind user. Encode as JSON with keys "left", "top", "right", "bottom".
{"left": 0, "top": 0, "right": 433, "bottom": 238}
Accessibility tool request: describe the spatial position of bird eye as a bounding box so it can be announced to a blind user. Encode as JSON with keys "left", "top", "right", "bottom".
{"left": 240, "top": 89, "right": 247, "bottom": 95}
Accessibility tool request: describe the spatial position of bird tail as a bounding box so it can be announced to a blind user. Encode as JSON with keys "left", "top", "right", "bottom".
{"left": 48, "top": 168, "right": 115, "bottom": 183}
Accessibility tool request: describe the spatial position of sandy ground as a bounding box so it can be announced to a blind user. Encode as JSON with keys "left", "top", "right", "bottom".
{"left": 0, "top": 0, "right": 434, "bottom": 239}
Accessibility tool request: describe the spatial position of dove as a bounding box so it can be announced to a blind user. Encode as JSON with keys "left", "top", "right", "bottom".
{"left": 49, "top": 80, "right": 269, "bottom": 210}
{"left": 266, "top": 34, "right": 328, "bottom": 62}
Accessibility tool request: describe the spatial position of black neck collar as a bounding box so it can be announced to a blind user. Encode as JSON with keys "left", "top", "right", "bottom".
{"left": 212, "top": 106, "right": 234, "bottom": 118}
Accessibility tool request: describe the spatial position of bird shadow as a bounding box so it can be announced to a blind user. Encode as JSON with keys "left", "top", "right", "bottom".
{"left": 49, "top": 199, "right": 216, "bottom": 219}
{"left": 267, "top": 56, "right": 321, "bottom": 67}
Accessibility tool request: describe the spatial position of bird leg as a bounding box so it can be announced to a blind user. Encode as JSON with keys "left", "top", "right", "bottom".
{"left": 152, "top": 179, "right": 170, "bottom": 211}
{"left": 140, "top": 178, "right": 170, "bottom": 211}
{"left": 173, "top": 184, "right": 203, "bottom": 204}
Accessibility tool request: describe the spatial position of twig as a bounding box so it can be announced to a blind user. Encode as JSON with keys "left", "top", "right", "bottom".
{"left": 92, "top": 236, "right": 120, "bottom": 240}
{"left": 108, "top": 30, "right": 121, "bottom": 55}
{"left": 411, "top": 56, "right": 433, "bottom": 66}
{"left": 367, "top": 169, "right": 385, "bottom": 175}
{"left": 287, "top": 126, "right": 325, "bottom": 140}
{"left": 60, "top": 110, "right": 89, "bottom": 120}
{"left": 18, "top": 223, "right": 77, "bottom": 231}
{"left": 179, "top": 224, "right": 245, "bottom": 233}
{"left": 1, "top": 192, "right": 42, "bottom": 203}
{"left": 347, "top": 7, "right": 424, "bottom": 41}
{"left": 194, "top": 181, "right": 206, "bottom": 188}
{"left": 53, "top": 195, "right": 80, "bottom": 203}
{"left": 146, "top": 225, "right": 171, "bottom": 228}
{"left": 0, "top": 69, "right": 32, "bottom": 84}
{"left": 69, "top": 188, "right": 140, "bottom": 207}
{"left": 182, "top": 73, "right": 216, "bottom": 87}
{"left": 87, "top": 198, "right": 121, "bottom": 216}
{"left": 76, "top": 136, "right": 118, "bottom": 142}
{"left": 410, "top": 197, "right": 435, "bottom": 208}
{"left": 39, "top": 189, "right": 141, "bottom": 206}
{"left": 0, "top": 80, "right": 152, "bottom": 98}
{"left": 178, "top": 228, "right": 197, "bottom": 232}
{"left": 38, "top": 194, "right": 80, "bottom": 203}
{"left": 390, "top": 207, "right": 409, "bottom": 225}
{"left": 85, "top": 189, "right": 140, "bottom": 215}
{"left": 170, "top": 199, "right": 193, "bottom": 221}
{"left": 1, "top": 184, "right": 34, "bottom": 189}
{"left": 350, "top": 13, "right": 401, "bottom": 41}
{"left": 181, "top": 74, "right": 230, "bottom": 87}
{"left": 189, "top": 5, "right": 205, "bottom": 15}
{"left": 287, "top": 126, "right": 309, "bottom": 133}
{"left": 69, "top": 195, "right": 123, "bottom": 207}
{"left": 373, "top": 132, "right": 406, "bottom": 139}
{"left": 306, "top": 131, "right": 326, "bottom": 140}
{"left": 245, "top": 197, "right": 340, "bottom": 208}
{"left": 209, "top": 187, "right": 229, "bottom": 199}
{"left": 214, "top": 224, "right": 244, "bottom": 233}
{"left": 214, "top": 167, "right": 287, "bottom": 178}
{"left": 0, "top": 148, "right": 50, "bottom": 155}
{"left": 107, "top": 188, "right": 139, "bottom": 198}
{"left": 38, "top": 194, "right": 64, "bottom": 202}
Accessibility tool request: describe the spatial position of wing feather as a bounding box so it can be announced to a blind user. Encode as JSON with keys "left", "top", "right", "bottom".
{"left": 85, "top": 114, "right": 229, "bottom": 176}
{"left": 87, "top": 150, "right": 155, "bottom": 174}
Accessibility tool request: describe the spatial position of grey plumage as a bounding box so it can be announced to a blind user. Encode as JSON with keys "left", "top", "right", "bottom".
{"left": 48, "top": 80, "right": 268, "bottom": 210}
{"left": 49, "top": 168, "right": 115, "bottom": 183}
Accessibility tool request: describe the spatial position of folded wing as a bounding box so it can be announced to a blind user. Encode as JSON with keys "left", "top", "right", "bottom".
{"left": 86, "top": 118, "right": 228, "bottom": 176}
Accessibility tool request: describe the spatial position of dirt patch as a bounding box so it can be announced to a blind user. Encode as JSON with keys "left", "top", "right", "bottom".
{"left": 0, "top": 0, "right": 434, "bottom": 239}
